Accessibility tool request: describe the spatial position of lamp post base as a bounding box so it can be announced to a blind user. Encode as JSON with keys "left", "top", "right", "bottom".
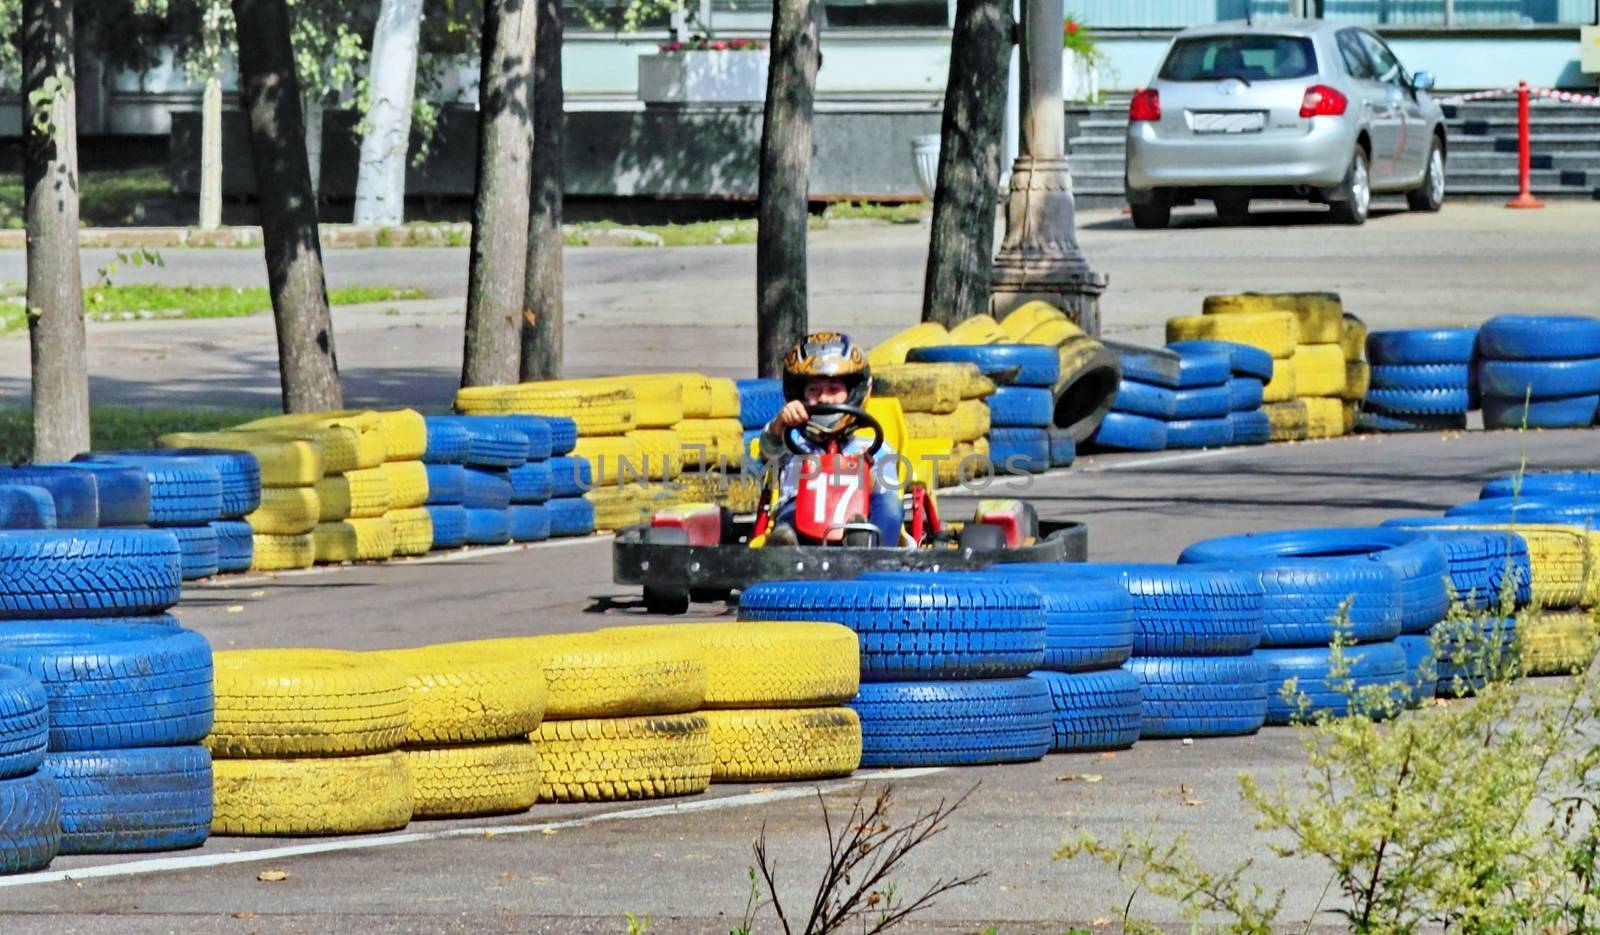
{"left": 988, "top": 156, "right": 1107, "bottom": 336}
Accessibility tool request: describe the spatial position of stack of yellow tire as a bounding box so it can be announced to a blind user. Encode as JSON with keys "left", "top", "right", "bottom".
{"left": 157, "top": 429, "right": 326, "bottom": 572}
{"left": 869, "top": 322, "right": 997, "bottom": 487}
{"left": 207, "top": 649, "right": 416, "bottom": 835}
{"left": 375, "top": 410, "right": 434, "bottom": 557}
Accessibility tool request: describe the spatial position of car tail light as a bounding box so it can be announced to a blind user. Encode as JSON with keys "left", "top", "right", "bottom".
{"left": 1299, "top": 84, "right": 1348, "bottom": 118}
{"left": 1129, "top": 89, "right": 1161, "bottom": 122}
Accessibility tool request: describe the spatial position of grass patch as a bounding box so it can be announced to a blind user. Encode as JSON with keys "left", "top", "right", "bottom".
{"left": 0, "top": 406, "right": 276, "bottom": 464}
{"left": 0, "top": 284, "right": 428, "bottom": 335}
{"left": 0, "top": 168, "right": 172, "bottom": 229}
{"left": 825, "top": 200, "right": 930, "bottom": 224}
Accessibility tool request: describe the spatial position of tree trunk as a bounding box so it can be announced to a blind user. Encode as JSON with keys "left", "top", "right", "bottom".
{"left": 352, "top": 0, "right": 424, "bottom": 227}
{"left": 921, "top": 0, "right": 1010, "bottom": 326}
{"left": 302, "top": 95, "right": 324, "bottom": 204}
{"left": 199, "top": 69, "right": 224, "bottom": 229}
{"left": 23, "top": 0, "right": 90, "bottom": 461}
{"left": 520, "top": 0, "right": 562, "bottom": 381}
{"left": 460, "top": 0, "right": 536, "bottom": 389}
{"left": 754, "top": 0, "right": 819, "bottom": 379}
{"left": 231, "top": 0, "right": 343, "bottom": 412}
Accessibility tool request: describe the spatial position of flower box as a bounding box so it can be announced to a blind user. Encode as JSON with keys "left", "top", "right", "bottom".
{"left": 638, "top": 47, "right": 770, "bottom": 106}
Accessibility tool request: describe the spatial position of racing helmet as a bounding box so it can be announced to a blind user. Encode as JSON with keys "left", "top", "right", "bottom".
{"left": 782, "top": 331, "right": 872, "bottom": 434}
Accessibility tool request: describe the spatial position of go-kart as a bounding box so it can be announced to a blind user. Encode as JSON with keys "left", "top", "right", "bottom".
{"left": 613, "top": 403, "right": 1087, "bottom": 614}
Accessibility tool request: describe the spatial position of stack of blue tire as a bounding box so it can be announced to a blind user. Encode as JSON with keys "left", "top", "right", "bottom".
{"left": 1089, "top": 343, "right": 1180, "bottom": 452}
{"left": 736, "top": 577, "right": 1055, "bottom": 767}
{"left": 1180, "top": 528, "right": 1452, "bottom": 710}
{"left": 422, "top": 414, "right": 587, "bottom": 549}
{"left": 1168, "top": 340, "right": 1272, "bottom": 446}
{"left": 736, "top": 379, "right": 783, "bottom": 475}
{"left": 907, "top": 345, "right": 1069, "bottom": 471}
{"left": 69, "top": 450, "right": 264, "bottom": 579}
{"left": 1359, "top": 328, "right": 1476, "bottom": 433}
{"left": 1162, "top": 347, "right": 1238, "bottom": 449}
{"left": 0, "top": 530, "right": 215, "bottom": 871}
{"left": 1477, "top": 314, "right": 1600, "bottom": 430}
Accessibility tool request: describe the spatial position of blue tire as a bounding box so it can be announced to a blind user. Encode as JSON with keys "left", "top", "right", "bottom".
{"left": 0, "top": 772, "right": 61, "bottom": 873}
{"left": 72, "top": 456, "right": 223, "bottom": 527}
{"left": 544, "top": 417, "right": 579, "bottom": 456}
{"left": 1110, "top": 380, "right": 1178, "bottom": 419}
{"left": 1482, "top": 393, "right": 1599, "bottom": 429}
{"left": 906, "top": 344, "right": 1062, "bottom": 387}
{"left": 1481, "top": 471, "right": 1600, "bottom": 500}
{"left": 55, "top": 463, "right": 149, "bottom": 527}
{"left": 1047, "top": 429, "right": 1076, "bottom": 468}
{"left": 507, "top": 461, "right": 554, "bottom": 504}
{"left": 1446, "top": 495, "right": 1600, "bottom": 521}
{"left": 0, "top": 467, "right": 98, "bottom": 528}
{"left": 1478, "top": 314, "right": 1600, "bottom": 361}
{"left": 1369, "top": 363, "right": 1471, "bottom": 390}
{"left": 1187, "top": 557, "right": 1402, "bottom": 648}
{"left": 1226, "top": 377, "right": 1264, "bottom": 412}
{"left": 977, "top": 572, "right": 1134, "bottom": 672}
{"left": 1106, "top": 341, "right": 1181, "bottom": 388}
{"left": 1029, "top": 669, "right": 1142, "bottom": 753}
{"left": 1088, "top": 411, "right": 1167, "bottom": 451}
{"left": 1173, "top": 350, "right": 1230, "bottom": 388}
{"left": 1166, "top": 417, "right": 1234, "bottom": 449}
{"left": 1431, "top": 615, "right": 1519, "bottom": 698}
{"left": 167, "top": 524, "right": 220, "bottom": 581}
{"left": 1228, "top": 409, "right": 1271, "bottom": 445}
{"left": 0, "top": 666, "right": 48, "bottom": 780}
{"left": 422, "top": 420, "right": 471, "bottom": 464}
{"left": 739, "top": 578, "right": 1047, "bottom": 680}
{"left": 472, "top": 416, "right": 553, "bottom": 461}
{"left": 425, "top": 505, "right": 468, "bottom": 549}
{"left": 210, "top": 520, "right": 254, "bottom": 574}
{"left": 0, "top": 622, "right": 212, "bottom": 751}
{"left": 1366, "top": 328, "right": 1478, "bottom": 365}
{"left": 508, "top": 504, "right": 551, "bottom": 543}
{"left": 1259, "top": 641, "right": 1409, "bottom": 725}
{"left": 463, "top": 508, "right": 511, "bottom": 545}
{"left": 1395, "top": 634, "right": 1436, "bottom": 706}
{"left": 735, "top": 378, "right": 785, "bottom": 430}
{"left": 90, "top": 449, "right": 262, "bottom": 519}
{"left": 851, "top": 678, "right": 1053, "bottom": 767}
{"left": 1172, "top": 385, "right": 1231, "bottom": 420}
{"left": 548, "top": 457, "right": 594, "bottom": 498}
{"left": 1480, "top": 358, "right": 1600, "bottom": 400}
{"left": 462, "top": 468, "right": 513, "bottom": 510}
{"left": 988, "top": 386, "right": 1055, "bottom": 427}
{"left": 0, "top": 485, "right": 56, "bottom": 530}
{"left": 1179, "top": 528, "right": 1449, "bottom": 635}
{"left": 424, "top": 416, "right": 529, "bottom": 468}
{"left": 1364, "top": 386, "right": 1470, "bottom": 416}
{"left": 547, "top": 496, "right": 596, "bottom": 537}
{"left": 46, "top": 745, "right": 212, "bottom": 854}
{"left": 1111, "top": 563, "right": 1265, "bottom": 656}
{"left": 0, "top": 529, "right": 182, "bottom": 619}
{"left": 423, "top": 464, "right": 466, "bottom": 505}
{"left": 1127, "top": 656, "right": 1268, "bottom": 738}
{"left": 1165, "top": 340, "right": 1274, "bottom": 380}
{"left": 1356, "top": 410, "right": 1467, "bottom": 433}
{"left": 1377, "top": 525, "right": 1533, "bottom": 610}
{"left": 989, "top": 427, "right": 1050, "bottom": 473}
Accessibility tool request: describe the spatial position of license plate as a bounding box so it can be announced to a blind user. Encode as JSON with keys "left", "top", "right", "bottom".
{"left": 1191, "top": 111, "right": 1266, "bottom": 134}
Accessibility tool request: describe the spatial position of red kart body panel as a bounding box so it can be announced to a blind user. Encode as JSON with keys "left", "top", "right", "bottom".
{"left": 794, "top": 452, "right": 870, "bottom": 543}
{"left": 652, "top": 504, "right": 723, "bottom": 546}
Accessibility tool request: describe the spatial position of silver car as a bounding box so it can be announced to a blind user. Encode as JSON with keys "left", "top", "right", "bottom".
{"left": 1124, "top": 20, "right": 1447, "bottom": 228}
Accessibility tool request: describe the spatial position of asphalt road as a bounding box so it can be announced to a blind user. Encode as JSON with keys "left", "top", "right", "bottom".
{"left": 0, "top": 201, "right": 1595, "bottom": 410}
{"left": 0, "top": 425, "right": 1593, "bottom": 934}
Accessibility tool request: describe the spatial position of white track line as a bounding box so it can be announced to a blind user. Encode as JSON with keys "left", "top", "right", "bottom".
{"left": 0, "top": 768, "right": 946, "bottom": 889}
{"left": 197, "top": 534, "right": 615, "bottom": 588}
{"left": 1085, "top": 448, "right": 1257, "bottom": 472}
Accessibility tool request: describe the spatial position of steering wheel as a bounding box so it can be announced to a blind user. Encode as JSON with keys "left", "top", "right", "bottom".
{"left": 784, "top": 403, "right": 885, "bottom": 459}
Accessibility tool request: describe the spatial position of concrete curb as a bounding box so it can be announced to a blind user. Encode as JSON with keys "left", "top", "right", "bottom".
{"left": 0, "top": 224, "right": 473, "bottom": 250}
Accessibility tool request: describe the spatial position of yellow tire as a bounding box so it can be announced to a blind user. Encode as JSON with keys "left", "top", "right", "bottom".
{"left": 905, "top": 399, "right": 989, "bottom": 443}
{"left": 1203, "top": 292, "right": 1342, "bottom": 344}
{"left": 706, "top": 378, "right": 740, "bottom": 419}
{"left": 947, "top": 314, "right": 1005, "bottom": 345}
{"left": 1342, "top": 400, "right": 1360, "bottom": 435}
{"left": 245, "top": 486, "right": 321, "bottom": 535}
{"left": 314, "top": 516, "right": 396, "bottom": 563}
{"left": 1166, "top": 312, "right": 1297, "bottom": 359}
{"left": 250, "top": 532, "right": 315, "bottom": 571}
{"left": 611, "top": 378, "right": 686, "bottom": 428}
{"left": 158, "top": 431, "right": 324, "bottom": 487}
{"left": 1302, "top": 397, "right": 1346, "bottom": 439}
{"left": 208, "top": 648, "right": 411, "bottom": 757}
{"left": 946, "top": 439, "right": 991, "bottom": 486}
{"left": 1343, "top": 360, "right": 1372, "bottom": 400}
{"left": 404, "top": 741, "right": 540, "bottom": 819}
{"left": 212, "top": 752, "right": 413, "bottom": 836}
{"left": 378, "top": 409, "right": 428, "bottom": 461}
{"left": 231, "top": 425, "right": 373, "bottom": 475}
{"left": 571, "top": 435, "right": 645, "bottom": 486}
{"left": 1292, "top": 344, "right": 1346, "bottom": 397}
{"left": 706, "top": 708, "right": 861, "bottom": 782}
{"left": 601, "top": 621, "right": 859, "bottom": 707}
{"left": 1020, "top": 318, "right": 1087, "bottom": 347}
{"left": 462, "top": 632, "right": 707, "bottom": 720}
{"left": 1341, "top": 313, "right": 1368, "bottom": 360}
{"left": 380, "top": 460, "right": 430, "bottom": 510}
{"left": 386, "top": 507, "right": 434, "bottom": 557}
{"left": 1518, "top": 611, "right": 1598, "bottom": 675}
{"left": 1262, "top": 357, "right": 1298, "bottom": 403}
{"left": 454, "top": 384, "right": 637, "bottom": 435}
{"left": 872, "top": 364, "right": 962, "bottom": 415}
{"left": 316, "top": 467, "right": 392, "bottom": 521}
{"left": 673, "top": 418, "right": 744, "bottom": 469}
{"left": 1455, "top": 524, "right": 1590, "bottom": 609}
{"left": 375, "top": 645, "right": 546, "bottom": 744}
{"left": 722, "top": 475, "right": 762, "bottom": 514}
{"left": 997, "top": 300, "right": 1067, "bottom": 340}
{"left": 663, "top": 375, "right": 714, "bottom": 420}
{"left": 621, "top": 429, "right": 683, "bottom": 480}
{"left": 536, "top": 714, "right": 712, "bottom": 802}
{"left": 868, "top": 322, "right": 949, "bottom": 368}
{"left": 585, "top": 486, "right": 649, "bottom": 531}
{"left": 1263, "top": 400, "right": 1310, "bottom": 442}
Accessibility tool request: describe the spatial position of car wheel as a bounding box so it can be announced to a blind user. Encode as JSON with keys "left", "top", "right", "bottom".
{"left": 1329, "top": 149, "right": 1370, "bottom": 225}
{"left": 1406, "top": 139, "right": 1445, "bottom": 212}
{"left": 1214, "top": 193, "right": 1250, "bottom": 223}
{"left": 958, "top": 522, "right": 1008, "bottom": 552}
{"left": 1129, "top": 192, "right": 1171, "bottom": 229}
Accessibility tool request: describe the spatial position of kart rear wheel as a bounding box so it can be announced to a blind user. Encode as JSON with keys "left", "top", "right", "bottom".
{"left": 690, "top": 587, "right": 732, "bottom": 604}
{"left": 642, "top": 526, "right": 692, "bottom": 615}
{"left": 958, "top": 523, "right": 1008, "bottom": 552}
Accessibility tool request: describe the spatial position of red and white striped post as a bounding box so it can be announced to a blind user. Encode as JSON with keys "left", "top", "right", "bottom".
{"left": 1506, "top": 80, "right": 1544, "bottom": 209}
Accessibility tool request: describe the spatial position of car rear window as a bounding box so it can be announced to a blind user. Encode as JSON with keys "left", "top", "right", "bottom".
{"left": 1159, "top": 35, "right": 1318, "bottom": 82}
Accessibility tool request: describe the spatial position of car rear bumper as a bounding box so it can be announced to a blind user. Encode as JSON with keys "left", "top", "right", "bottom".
{"left": 1126, "top": 120, "right": 1356, "bottom": 190}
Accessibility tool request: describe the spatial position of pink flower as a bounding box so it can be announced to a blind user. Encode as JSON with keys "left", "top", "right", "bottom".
{"left": 1066, "top": 20, "right": 1079, "bottom": 33}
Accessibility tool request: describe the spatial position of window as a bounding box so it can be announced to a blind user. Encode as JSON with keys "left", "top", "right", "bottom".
{"left": 1356, "top": 31, "right": 1407, "bottom": 84}
{"left": 1158, "top": 35, "right": 1319, "bottom": 83}
{"left": 1336, "top": 30, "right": 1377, "bottom": 80}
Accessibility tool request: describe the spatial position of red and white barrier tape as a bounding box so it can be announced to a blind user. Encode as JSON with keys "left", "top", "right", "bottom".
{"left": 1439, "top": 85, "right": 1600, "bottom": 107}
{"left": 1531, "top": 87, "right": 1600, "bottom": 107}
{"left": 1439, "top": 87, "right": 1518, "bottom": 104}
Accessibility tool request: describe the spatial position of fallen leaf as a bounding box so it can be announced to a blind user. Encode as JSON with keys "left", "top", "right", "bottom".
{"left": 257, "top": 869, "right": 287, "bottom": 882}
{"left": 1093, "top": 917, "right": 1112, "bottom": 927}
{"left": 540, "top": 828, "right": 558, "bottom": 836}
{"left": 498, "top": 872, "right": 513, "bottom": 880}
{"left": 1179, "top": 784, "right": 1191, "bottom": 796}
{"left": 1184, "top": 799, "right": 1206, "bottom": 807}
{"left": 1055, "top": 773, "right": 1102, "bottom": 783}
{"left": 1099, "top": 752, "right": 1116, "bottom": 759}
{"left": 226, "top": 605, "right": 244, "bottom": 614}
{"left": 250, "top": 590, "right": 266, "bottom": 598}
{"left": 231, "top": 913, "right": 258, "bottom": 920}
